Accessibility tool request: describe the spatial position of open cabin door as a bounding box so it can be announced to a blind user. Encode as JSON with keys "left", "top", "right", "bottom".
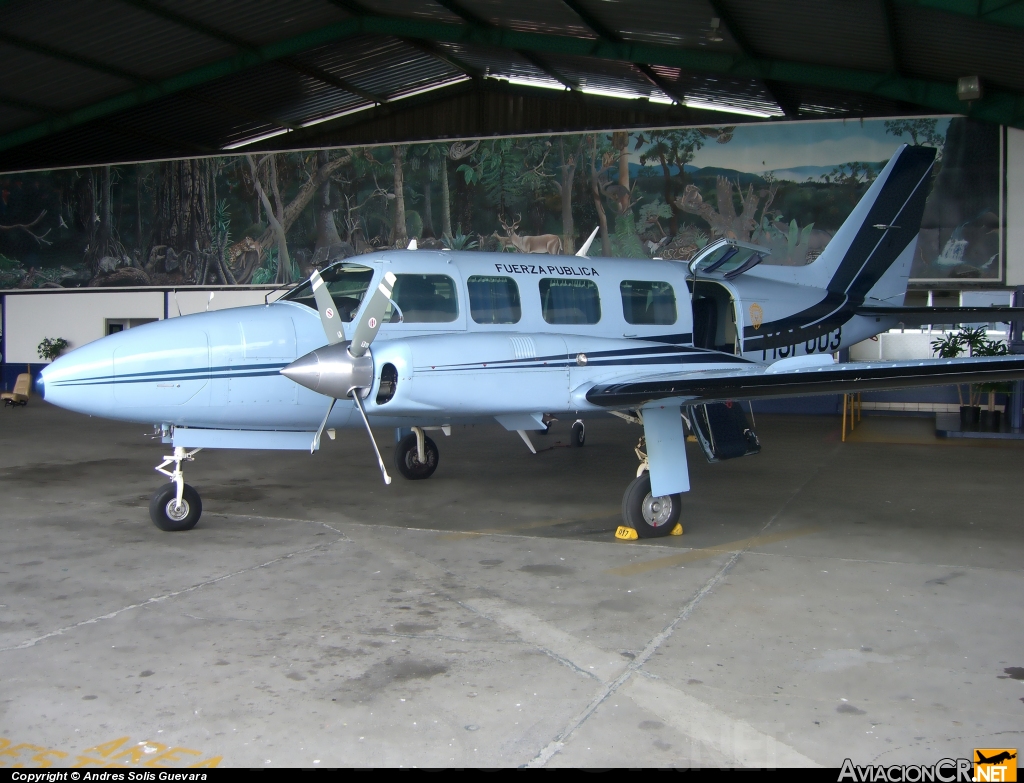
{"left": 687, "top": 279, "right": 742, "bottom": 354}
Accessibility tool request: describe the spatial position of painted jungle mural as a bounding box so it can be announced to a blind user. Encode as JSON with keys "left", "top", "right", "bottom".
{"left": 0, "top": 116, "right": 1002, "bottom": 290}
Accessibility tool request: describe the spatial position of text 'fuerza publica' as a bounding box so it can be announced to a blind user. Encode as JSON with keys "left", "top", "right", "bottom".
{"left": 493, "top": 263, "right": 599, "bottom": 276}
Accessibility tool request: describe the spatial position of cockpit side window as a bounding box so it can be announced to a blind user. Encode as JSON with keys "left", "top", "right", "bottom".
{"left": 467, "top": 275, "right": 521, "bottom": 324}
{"left": 281, "top": 263, "right": 374, "bottom": 321}
{"left": 539, "top": 278, "right": 601, "bottom": 325}
{"left": 620, "top": 280, "right": 677, "bottom": 325}
{"left": 386, "top": 274, "right": 459, "bottom": 323}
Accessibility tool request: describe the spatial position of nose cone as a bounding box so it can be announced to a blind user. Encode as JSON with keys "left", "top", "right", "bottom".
{"left": 281, "top": 351, "right": 321, "bottom": 393}
{"left": 39, "top": 341, "right": 115, "bottom": 416}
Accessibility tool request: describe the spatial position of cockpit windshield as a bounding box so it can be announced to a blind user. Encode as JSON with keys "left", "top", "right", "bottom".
{"left": 688, "top": 240, "right": 768, "bottom": 280}
{"left": 282, "top": 263, "right": 375, "bottom": 321}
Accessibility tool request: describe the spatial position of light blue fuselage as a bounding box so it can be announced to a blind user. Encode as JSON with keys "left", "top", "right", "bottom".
{"left": 39, "top": 249, "right": 896, "bottom": 433}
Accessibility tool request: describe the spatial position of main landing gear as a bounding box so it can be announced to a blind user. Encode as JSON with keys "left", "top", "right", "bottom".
{"left": 614, "top": 419, "right": 684, "bottom": 541}
{"left": 150, "top": 446, "right": 203, "bottom": 531}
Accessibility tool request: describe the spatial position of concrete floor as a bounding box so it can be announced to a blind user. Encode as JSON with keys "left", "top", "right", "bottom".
{"left": 1, "top": 403, "right": 1023, "bottom": 769}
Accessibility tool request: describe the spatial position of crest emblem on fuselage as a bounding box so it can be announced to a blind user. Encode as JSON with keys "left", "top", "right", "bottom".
{"left": 749, "top": 303, "right": 763, "bottom": 330}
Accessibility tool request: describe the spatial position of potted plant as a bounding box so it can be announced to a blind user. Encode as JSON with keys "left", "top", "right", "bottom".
{"left": 931, "top": 327, "right": 988, "bottom": 428}
{"left": 37, "top": 337, "right": 70, "bottom": 362}
{"left": 974, "top": 336, "right": 1010, "bottom": 431}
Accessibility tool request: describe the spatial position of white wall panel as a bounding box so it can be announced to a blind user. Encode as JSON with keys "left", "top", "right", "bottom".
{"left": 168, "top": 289, "right": 282, "bottom": 317}
{"left": 4, "top": 292, "right": 164, "bottom": 364}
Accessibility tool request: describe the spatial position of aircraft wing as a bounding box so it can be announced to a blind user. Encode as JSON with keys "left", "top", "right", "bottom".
{"left": 853, "top": 305, "right": 1024, "bottom": 326}
{"left": 585, "top": 355, "right": 1024, "bottom": 408}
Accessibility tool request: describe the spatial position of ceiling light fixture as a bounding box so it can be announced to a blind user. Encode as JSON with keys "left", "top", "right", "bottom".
{"left": 706, "top": 17, "right": 724, "bottom": 43}
{"left": 299, "top": 104, "right": 376, "bottom": 128}
{"left": 580, "top": 85, "right": 650, "bottom": 100}
{"left": 956, "top": 75, "right": 982, "bottom": 102}
{"left": 499, "top": 75, "right": 567, "bottom": 91}
{"left": 222, "top": 127, "right": 292, "bottom": 150}
{"left": 388, "top": 75, "right": 471, "bottom": 102}
{"left": 683, "top": 99, "right": 774, "bottom": 118}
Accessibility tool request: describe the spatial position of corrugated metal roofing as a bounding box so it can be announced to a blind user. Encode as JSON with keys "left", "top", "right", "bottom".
{"left": 0, "top": 0, "right": 1020, "bottom": 171}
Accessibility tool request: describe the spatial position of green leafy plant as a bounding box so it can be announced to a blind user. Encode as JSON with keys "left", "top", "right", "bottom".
{"left": 251, "top": 247, "right": 278, "bottom": 285}
{"left": 37, "top": 337, "right": 69, "bottom": 361}
{"left": 931, "top": 326, "right": 1007, "bottom": 407}
{"left": 442, "top": 230, "right": 478, "bottom": 251}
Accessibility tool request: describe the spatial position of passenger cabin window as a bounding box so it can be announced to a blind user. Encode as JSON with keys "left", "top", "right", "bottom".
{"left": 386, "top": 274, "right": 459, "bottom": 323}
{"left": 620, "top": 280, "right": 677, "bottom": 325}
{"left": 282, "top": 263, "right": 374, "bottom": 321}
{"left": 539, "top": 278, "right": 601, "bottom": 325}
{"left": 467, "top": 275, "right": 521, "bottom": 324}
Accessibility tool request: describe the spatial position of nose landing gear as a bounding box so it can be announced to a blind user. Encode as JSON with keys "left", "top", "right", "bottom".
{"left": 151, "top": 446, "right": 203, "bottom": 531}
{"left": 394, "top": 428, "right": 439, "bottom": 480}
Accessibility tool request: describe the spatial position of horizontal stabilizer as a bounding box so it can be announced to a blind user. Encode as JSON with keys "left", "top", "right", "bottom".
{"left": 586, "top": 355, "right": 1024, "bottom": 407}
{"left": 854, "top": 305, "right": 1024, "bottom": 325}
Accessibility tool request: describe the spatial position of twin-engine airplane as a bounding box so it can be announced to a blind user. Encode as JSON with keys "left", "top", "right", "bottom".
{"left": 40, "top": 144, "right": 1024, "bottom": 537}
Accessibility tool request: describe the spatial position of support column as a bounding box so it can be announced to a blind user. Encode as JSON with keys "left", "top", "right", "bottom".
{"left": 1010, "top": 287, "right": 1024, "bottom": 433}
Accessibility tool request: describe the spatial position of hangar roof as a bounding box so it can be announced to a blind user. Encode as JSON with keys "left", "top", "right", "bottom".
{"left": 1, "top": 0, "right": 1022, "bottom": 171}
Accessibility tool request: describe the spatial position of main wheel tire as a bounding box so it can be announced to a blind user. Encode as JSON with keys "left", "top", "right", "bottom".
{"left": 149, "top": 483, "right": 202, "bottom": 532}
{"left": 621, "top": 473, "right": 680, "bottom": 538}
{"left": 394, "top": 433, "right": 439, "bottom": 480}
{"left": 571, "top": 421, "right": 585, "bottom": 447}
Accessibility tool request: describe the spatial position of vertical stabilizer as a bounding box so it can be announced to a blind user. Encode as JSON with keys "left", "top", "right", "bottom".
{"left": 800, "top": 144, "right": 936, "bottom": 302}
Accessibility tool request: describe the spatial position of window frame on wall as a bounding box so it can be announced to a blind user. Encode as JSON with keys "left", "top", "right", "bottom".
{"left": 467, "top": 275, "right": 522, "bottom": 325}
{"left": 619, "top": 279, "right": 678, "bottom": 326}
{"left": 538, "top": 277, "right": 602, "bottom": 325}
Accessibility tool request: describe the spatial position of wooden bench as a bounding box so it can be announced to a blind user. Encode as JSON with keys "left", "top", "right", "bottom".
{"left": 2, "top": 373, "right": 31, "bottom": 407}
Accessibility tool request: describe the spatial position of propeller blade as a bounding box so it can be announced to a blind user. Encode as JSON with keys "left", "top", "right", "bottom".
{"left": 311, "top": 397, "right": 337, "bottom": 453}
{"left": 349, "top": 271, "right": 396, "bottom": 358}
{"left": 310, "top": 269, "right": 346, "bottom": 345}
{"left": 351, "top": 391, "right": 392, "bottom": 485}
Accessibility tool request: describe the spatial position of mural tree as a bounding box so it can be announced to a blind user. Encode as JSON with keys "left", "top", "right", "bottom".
{"left": 246, "top": 153, "right": 292, "bottom": 284}
{"left": 553, "top": 136, "right": 584, "bottom": 254}
{"left": 635, "top": 127, "right": 733, "bottom": 234}
{"left": 314, "top": 149, "right": 344, "bottom": 252}
{"left": 391, "top": 144, "right": 408, "bottom": 248}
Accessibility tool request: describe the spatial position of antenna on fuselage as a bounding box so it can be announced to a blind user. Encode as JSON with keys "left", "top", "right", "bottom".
{"left": 576, "top": 226, "right": 599, "bottom": 258}
{"left": 206, "top": 291, "right": 215, "bottom": 312}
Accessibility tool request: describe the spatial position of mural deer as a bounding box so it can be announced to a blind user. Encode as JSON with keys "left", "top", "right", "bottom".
{"left": 493, "top": 214, "right": 563, "bottom": 254}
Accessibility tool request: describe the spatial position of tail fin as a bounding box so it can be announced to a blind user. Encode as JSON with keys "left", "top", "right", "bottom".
{"left": 798, "top": 144, "right": 936, "bottom": 302}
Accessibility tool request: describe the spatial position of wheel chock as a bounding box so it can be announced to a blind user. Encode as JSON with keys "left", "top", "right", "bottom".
{"left": 670, "top": 523, "right": 683, "bottom": 536}
{"left": 615, "top": 525, "right": 639, "bottom": 541}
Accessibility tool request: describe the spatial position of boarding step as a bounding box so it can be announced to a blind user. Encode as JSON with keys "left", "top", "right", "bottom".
{"left": 687, "top": 402, "right": 761, "bottom": 462}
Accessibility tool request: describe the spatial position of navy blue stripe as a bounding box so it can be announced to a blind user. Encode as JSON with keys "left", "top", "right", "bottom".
{"left": 52, "top": 361, "right": 289, "bottom": 386}
{"left": 418, "top": 353, "right": 750, "bottom": 372}
{"left": 53, "top": 370, "right": 284, "bottom": 387}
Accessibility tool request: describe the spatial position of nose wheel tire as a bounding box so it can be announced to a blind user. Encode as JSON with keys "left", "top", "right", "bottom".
{"left": 621, "top": 472, "right": 680, "bottom": 538}
{"left": 394, "top": 433, "right": 439, "bottom": 480}
{"left": 149, "top": 483, "right": 202, "bottom": 531}
{"left": 571, "top": 420, "right": 585, "bottom": 447}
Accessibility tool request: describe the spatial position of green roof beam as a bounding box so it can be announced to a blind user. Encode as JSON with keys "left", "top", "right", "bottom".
{"left": 894, "top": 0, "right": 1024, "bottom": 29}
{"left": 2, "top": 13, "right": 1024, "bottom": 155}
